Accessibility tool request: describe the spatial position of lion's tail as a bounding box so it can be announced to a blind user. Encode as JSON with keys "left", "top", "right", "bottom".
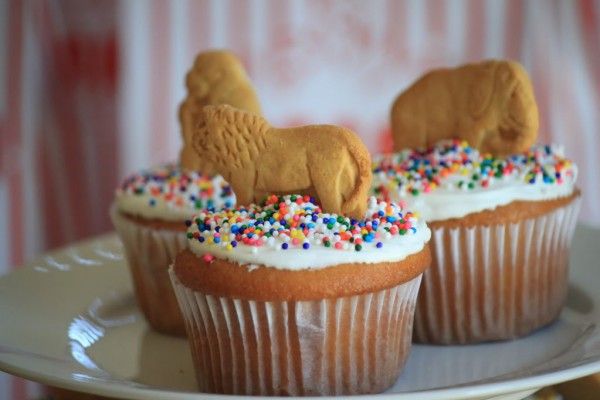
{"left": 341, "top": 134, "right": 373, "bottom": 219}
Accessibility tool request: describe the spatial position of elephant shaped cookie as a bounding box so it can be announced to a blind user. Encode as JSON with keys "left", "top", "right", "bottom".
{"left": 179, "top": 50, "right": 261, "bottom": 170}
{"left": 391, "top": 60, "right": 539, "bottom": 156}
{"left": 182, "top": 105, "right": 372, "bottom": 219}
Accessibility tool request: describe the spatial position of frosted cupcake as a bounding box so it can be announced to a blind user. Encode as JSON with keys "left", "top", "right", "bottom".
{"left": 111, "top": 164, "right": 234, "bottom": 335}
{"left": 372, "top": 140, "right": 580, "bottom": 343}
{"left": 170, "top": 195, "right": 431, "bottom": 395}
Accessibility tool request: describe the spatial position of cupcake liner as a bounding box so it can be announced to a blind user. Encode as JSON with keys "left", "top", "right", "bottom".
{"left": 414, "top": 197, "right": 582, "bottom": 344}
{"left": 170, "top": 268, "right": 422, "bottom": 396}
{"left": 110, "top": 205, "right": 188, "bottom": 335}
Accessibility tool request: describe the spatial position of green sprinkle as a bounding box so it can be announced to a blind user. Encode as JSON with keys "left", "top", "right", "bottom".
{"left": 186, "top": 232, "right": 193, "bottom": 239}
{"left": 468, "top": 182, "right": 475, "bottom": 189}
{"left": 399, "top": 229, "right": 407, "bottom": 235}
{"left": 355, "top": 244, "right": 362, "bottom": 251}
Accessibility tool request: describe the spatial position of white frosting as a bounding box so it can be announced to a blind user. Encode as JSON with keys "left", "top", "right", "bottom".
{"left": 187, "top": 196, "right": 431, "bottom": 270}
{"left": 115, "top": 164, "right": 235, "bottom": 222}
{"left": 372, "top": 142, "right": 578, "bottom": 222}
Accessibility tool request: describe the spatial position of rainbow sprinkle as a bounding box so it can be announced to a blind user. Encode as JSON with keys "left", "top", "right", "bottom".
{"left": 117, "top": 164, "right": 235, "bottom": 211}
{"left": 372, "top": 140, "right": 575, "bottom": 200}
{"left": 185, "top": 195, "right": 421, "bottom": 253}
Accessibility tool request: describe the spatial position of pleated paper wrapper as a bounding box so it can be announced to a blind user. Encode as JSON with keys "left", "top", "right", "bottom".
{"left": 414, "top": 197, "right": 582, "bottom": 344}
{"left": 110, "top": 205, "right": 188, "bottom": 335}
{"left": 170, "top": 267, "right": 422, "bottom": 396}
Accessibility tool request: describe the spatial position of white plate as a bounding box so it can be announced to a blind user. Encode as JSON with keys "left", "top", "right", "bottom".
{"left": 1, "top": 226, "right": 600, "bottom": 400}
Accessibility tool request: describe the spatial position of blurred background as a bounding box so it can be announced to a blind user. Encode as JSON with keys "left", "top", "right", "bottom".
{"left": 0, "top": 0, "right": 599, "bottom": 398}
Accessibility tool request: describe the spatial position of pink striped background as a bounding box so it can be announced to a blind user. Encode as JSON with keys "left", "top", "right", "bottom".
{"left": 1, "top": 1, "right": 599, "bottom": 398}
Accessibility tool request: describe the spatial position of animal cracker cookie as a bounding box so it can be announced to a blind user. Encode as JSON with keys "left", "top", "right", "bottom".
{"left": 179, "top": 50, "right": 261, "bottom": 170}
{"left": 391, "top": 60, "right": 539, "bottom": 156}
{"left": 182, "top": 105, "right": 373, "bottom": 219}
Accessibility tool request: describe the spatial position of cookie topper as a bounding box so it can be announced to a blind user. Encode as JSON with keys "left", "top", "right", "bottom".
{"left": 182, "top": 105, "right": 373, "bottom": 219}
{"left": 391, "top": 60, "right": 539, "bottom": 156}
{"left": 179, "top": 50, "right": 262, "bottom": 170}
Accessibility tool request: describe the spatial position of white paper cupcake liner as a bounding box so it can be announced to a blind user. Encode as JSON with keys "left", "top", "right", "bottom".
{"left": 110, "top": 205, "right": 188, "bottom": 335}
{"left": 170, "top": 268, "right": 422, "bottom": 396}
{"left": 414, "top": 197, "right": 582, "bottom": 344}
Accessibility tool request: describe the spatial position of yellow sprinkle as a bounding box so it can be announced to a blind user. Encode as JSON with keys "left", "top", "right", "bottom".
{"left": 226, "top": 244, "right": 233, "bottom": 251}
{"left": 222, "top": 235, "right": 229, "bottom": 242}
{"left": 207, "top": 237, "right": 214, "bottom": 244}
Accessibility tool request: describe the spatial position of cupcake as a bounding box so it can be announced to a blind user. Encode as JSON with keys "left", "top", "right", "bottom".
{"left": 170, "top": 195, "right": 431, "bottom": 395}
{"left": 111, "top": 164, "right": 235, "bottom": 335}
{"left": 378, "top": 59, "right": 581, "bottom": 344}
{"left": 372, "top": 140, "right": 580, "bottom": 343}
{"left": 112, "top": 49, "right": 260, "bottom": 335}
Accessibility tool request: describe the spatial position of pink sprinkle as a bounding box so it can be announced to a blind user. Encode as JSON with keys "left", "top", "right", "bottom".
{"left": 292, "top": 238, "right": 301, "bottom": 246}
{"left": 202, "top": 254, "right": 215, "bottom": 263}
{"left": 334, "top": 242, "right": 343, "bottom": 250}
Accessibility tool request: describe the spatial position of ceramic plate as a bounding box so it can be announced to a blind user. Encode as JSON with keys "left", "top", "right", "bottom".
{"left": 1, "top": 226, "right": 600, "bottom": 400}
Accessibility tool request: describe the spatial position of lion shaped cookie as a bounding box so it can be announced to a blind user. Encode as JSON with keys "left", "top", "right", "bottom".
{"left": 182, "top": 105, "right": 372, "bottom": 219}
{"left": 179, "top": 50, "right": 261, "bottom": 170}
{"left": 391, "top": 60, "right": 539, "bottom": 156}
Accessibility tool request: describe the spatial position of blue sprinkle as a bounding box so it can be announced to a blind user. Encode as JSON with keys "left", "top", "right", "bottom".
{"left": 376, "top": 242, "right": 383, "bottom": 248}
{"left": 198, "top": 237, "right": 205, "bottom": 243}
{"left": 411, "top": 227, "right": 417, "bottom": 233}
{"left": 281, "top": 243, "right": 288, "bottom": 250}
{"left": 231, "top": 240, "right": 237, "bottom": 247}
{"left": 214, "top": 237, "right": 221, "bottom": 244}
{"left": 312, "top": 214, "right": 318, "bottom": 222}
{"left": 231, "top": 225, "right": 239, "bottom": 233}
{"left": 149, "top": 199, "right": 156, "bottom": 206}
{"left": 215, "top": 226, "right": 220, "bottom": 233}
{"left": 185, "top": 220, "right": 192, "bottom": 227}
{"left": 302, "top": 242, "right": 310, "bottom": 250}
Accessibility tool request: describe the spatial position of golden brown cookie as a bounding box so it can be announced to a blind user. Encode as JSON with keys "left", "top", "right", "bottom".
{"left": 391, "top": 60, "right": 539, "bottom": 156}
{"left": 182, "top": 105, "right": 373, "bottom": 219}
{"left": 178, "top": 50, "right": 261, "bottom": 171}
